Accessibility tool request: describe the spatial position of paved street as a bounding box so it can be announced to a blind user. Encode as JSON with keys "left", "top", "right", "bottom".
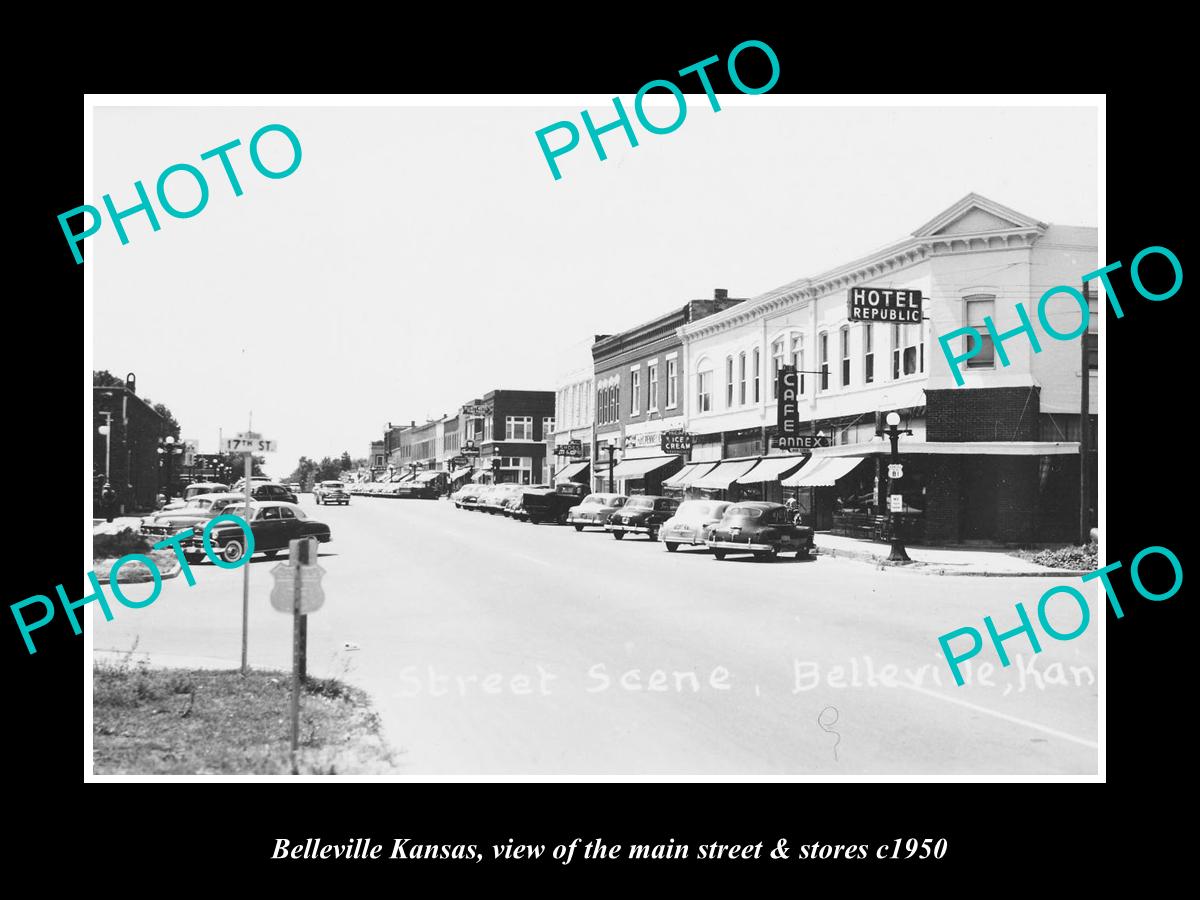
{"left": 95, "top": 496, "right": 1098, "bottom": 775}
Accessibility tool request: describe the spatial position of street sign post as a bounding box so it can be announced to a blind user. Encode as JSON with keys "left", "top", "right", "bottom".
{"left": 227, "top": 428, "right": 276, "bottom": 675}
{"left": 270, "top": 537, "right": 324, "bottom": 775}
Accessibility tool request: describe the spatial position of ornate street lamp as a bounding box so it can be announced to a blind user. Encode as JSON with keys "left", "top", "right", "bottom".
{"left": 882, "top": 412, "right": 914, "bottom": 562}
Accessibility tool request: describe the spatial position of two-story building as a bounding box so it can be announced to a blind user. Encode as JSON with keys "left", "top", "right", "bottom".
{"left": 470, "top": 389, "right": 557, "bottom": 485}
{"left": 676, "top": 193, "right": 1097, "bottom": 544}
{"left": 551, "top": 341, "right": 600, "bottom": 486}
{"left": 592, "top": 289, "right": 748, "bottom": 495}
{"left": 94, "top": 379, "right": 170, "bottom": 513}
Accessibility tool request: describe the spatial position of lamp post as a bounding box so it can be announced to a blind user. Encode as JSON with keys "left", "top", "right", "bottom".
{"left": 606, "top": 439, "right": 617, "bottom": 494}
{"left": 883, "top": 412, "right": 913, "bottom": 562}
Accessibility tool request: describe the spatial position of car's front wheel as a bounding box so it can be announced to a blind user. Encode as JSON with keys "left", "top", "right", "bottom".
{"left": 221, "top": 539, "right": 247, "bottom": 564}
{"left": 612, "top": 531, "right": 624, "bottom": 540}
{"left": 574, "top": 525, "right": 583, "bottom": 532}
{"left": 755, "top": 546, "right": 778, "bottom": 560}
{"left": 665, "top": 542, "right": 679, "bottom": 553}
{"left": 712, "top": 550, "right": 726, "bottom": 560}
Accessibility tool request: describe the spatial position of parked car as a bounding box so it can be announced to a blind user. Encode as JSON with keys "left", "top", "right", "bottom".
{"left": 231, "top": 475, "right": 273, "bottom": 492}
{"left": 505, "top": 485, "right": 550, "bottom": 520}
{"left": 314, "top": 480, "right": 351, "bottom": 505}
{"left": 606, "top": 495, "right": 680, "bottom": 541}
{"left": 566, "top": 493, "right": 628, "bottom": 531}
{"left": 483, "top": 483, "right": 525, "bottom": 514}
{"left": 459, "top": 484, "right": 496, "bottom": 510}
{"left": 452, "top": 483, "right": 480, "bottom": 507}
{"left": 182, "top": 501, "right": 331, "bottom": 564}
{"left": 183, "top": 482, "right": 229, "bottom": 500}
{"left": 288, "top": 482, "right": 302, "bottom": 492}
{"left": 394, "top": 481, "right": 439, "bottom": 500}
{"left": 660, "top": 500, "right": 732, "bottom": 552}
{"left": 522, "top": 482, "right": 588, "bottom": 525}
{"left": 140, "top": 492, "right": 244, "bottom": 538}
{"left": 705, "top": 502, "right": 814, "bottom": 560}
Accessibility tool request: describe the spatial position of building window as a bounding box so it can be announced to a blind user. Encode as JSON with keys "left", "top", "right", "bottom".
{"left": 647, "top": 363, "right": 658, "bottom": 411}
{"left": 483, "top": 417, "right": 493, "bottom": 443}
{"left": 726, "top": 357, "right": 734, "bottom": 407}
{"left": 630, "top": 369, "right": 640, "bottom": 415}
{"left": 818, "top": 333, "right": 829, "bottom": 391}
{"left": 697, "top": 368, "right": 713, "bottom": 413}
{"left": 965, "top": 295, "right": 996, "bottom": 369}
{"left": 666, "top": 359, "right": 678, "bottom": 408}
{"left": 752, "top": 348, "right": 761, "bottom": 402}
{"left": 771, "top": 339, "right": 784, "bottom": 399}
{"left": 542, "top": 417, "right": 554, "bottom": 439}
{"left": 613, "top": 384, "right": 619, "bottom": 420}
{"left": 840, "top": 326, "right": 851, "bottom": 388}
{"left": 790, "top": 333, "right": 805, "bottom": 394}
{"left": 598, "top": 388, "right": 606, "bottom": 424}
{"left": 892, "top": 324, "right": 901, "bottom": 379}
{"left": 864, "top": 323, "right": 875, "bottom": 384}
{"left": 738, "top": 353, "right": 747, "bottom": 405}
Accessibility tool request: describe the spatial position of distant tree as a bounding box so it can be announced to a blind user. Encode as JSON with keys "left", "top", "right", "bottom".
{"left": 339, "top": 451, "right": 353, "bottom": 472}
{"left": 143, "top": 400, "right": 181, "bottom": 439}
{"left": 92, "top": 370, "right": 124, "bottom": 387}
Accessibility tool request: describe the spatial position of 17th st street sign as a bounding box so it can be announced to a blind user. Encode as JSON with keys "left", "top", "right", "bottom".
{"left": 847, "top": 286, "right": 923, "bottom": 324}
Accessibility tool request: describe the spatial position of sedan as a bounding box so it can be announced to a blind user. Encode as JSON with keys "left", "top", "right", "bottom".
{"left": 705, "top": 502, "right": 814, "bottom": 561}
{"left": 182, "top": 501, "right": 331, "bottom": 564}
{"left": 140, "top": 492, "right": 245, "bottom": 539}
{"left": 566, "top": 493, "right": 628, "bottom": 531}
{"left": 606, "top": 495, "right": 679, "bottom": 541}
{"left": 660, "top": 500, "right": 731, "bottom": 552}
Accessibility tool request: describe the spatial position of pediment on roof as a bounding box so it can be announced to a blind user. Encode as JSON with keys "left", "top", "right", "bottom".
{"left": 912, "top": 193, "right": 1046, "bottom": 237}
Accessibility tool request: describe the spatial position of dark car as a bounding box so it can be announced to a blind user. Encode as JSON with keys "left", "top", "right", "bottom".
{"left": 313, "top": 480, "right": 350, "bottom": 505}
{"left": 182, "top": 501, "right": 331, "bottom": 564}
{"left": 606, "top": 495, "right": 680, "bottom": 541}
{"left": 523, "top": 482, "right": 587, "bottom": 525}
{"left": 705, "top": 501, "right": 814, "bottom": 560}
{"left": 250, "top": 482, "right": 299, "bottom": 505}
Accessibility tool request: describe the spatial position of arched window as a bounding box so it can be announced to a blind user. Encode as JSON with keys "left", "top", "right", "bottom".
{"left": 697, "top": 362, "right": 714, "bottom": 413}
{"left": 752, "top": 348, "right": 761, "bottom": 403}
{"left": 818, "top": 333, "right": 829, "bottom": 392}
{"left": 726, "top": 356, "right": 734, "bottom": 407}
{"left": 790, "top": 333, "right": 805, "bottom": 394}
{"left": 738, "top": 352, "right": 747, "bottom": 405}
{"left": 840, "top": 325, "right": 851, "bottom": 388}
{"left": 771, "top": 339, "right": 785, "bottom": 399}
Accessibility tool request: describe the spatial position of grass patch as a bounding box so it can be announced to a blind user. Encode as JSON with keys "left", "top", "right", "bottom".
{"left": 93, "top": 656, "right": 396, "bottom": 775}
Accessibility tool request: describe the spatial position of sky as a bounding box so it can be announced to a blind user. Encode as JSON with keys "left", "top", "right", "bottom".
{"left": 92, "top": 102, "right": 1098, "bottom": 478}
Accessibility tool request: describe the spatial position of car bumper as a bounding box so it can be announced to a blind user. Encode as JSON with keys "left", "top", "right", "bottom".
{"left": 663, "top": 527, "right": 706, "bottom": 544}
{"left": 567, "top": 514, "right": 608, "bottom": 526}
{"left": 706, "top": 539, "right": 776, "bottom": 552}
{"left": 606, "top": 522, "right": 651, "bottom": 534}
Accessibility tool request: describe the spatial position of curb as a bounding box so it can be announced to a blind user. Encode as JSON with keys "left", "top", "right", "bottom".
{"left": 813, "top": 545, "right": 1089, "bottom": 578}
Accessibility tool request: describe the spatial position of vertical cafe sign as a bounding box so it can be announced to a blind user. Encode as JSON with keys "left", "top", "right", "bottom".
{"left": 776, "top": 365, "right": 802, "bottom": 449}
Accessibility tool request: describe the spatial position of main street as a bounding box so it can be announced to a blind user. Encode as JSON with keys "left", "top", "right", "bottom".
{"left": 96, "top": 495, "right": 1099, "bottom": 775}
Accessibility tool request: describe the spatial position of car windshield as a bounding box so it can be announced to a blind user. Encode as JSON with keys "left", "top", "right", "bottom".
{"left": 184, "top": 499, "right": 213, "bottom": 510}
{"left": 210, "top": 498, "right": 234, "bottom": 512}
{"left": 223, "top": 506, "right": 251, "bottom": 519}
{"left": 324, "top": 482, "right": 344, "bottom": 489}
{"left": 626, "top": 497, "right": 654, "bottom": 510}
{"left": 583, "top": 494, "right": 623, "bottom": 506}
{"left": 724, "top": 506, "right": 764, "bottom": 519}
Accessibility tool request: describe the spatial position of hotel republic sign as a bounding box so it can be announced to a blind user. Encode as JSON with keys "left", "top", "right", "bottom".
{"left": 847, "top": 286, "right": 923, "bottom": 324}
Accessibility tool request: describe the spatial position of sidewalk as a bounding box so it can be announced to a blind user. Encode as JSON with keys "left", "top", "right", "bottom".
{"left": 813, "top": 533, "right": 1090, "bottom": 577}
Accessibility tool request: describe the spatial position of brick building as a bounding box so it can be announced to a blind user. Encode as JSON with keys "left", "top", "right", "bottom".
{"left": 592, "top": 289, "right": 747, "bottom": 495}
{"left": 468, "top": 389, "right": 556, "bottom": 485}
{"left": 93, "top": 381, "right": 170, "bottom": 513}
{"left": 677, "top": 194, "right": 1097, "bottom": 545}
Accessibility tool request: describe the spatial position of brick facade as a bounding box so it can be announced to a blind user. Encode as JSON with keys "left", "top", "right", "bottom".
{"left": 925, "top": 386, "right": 1041, "bottom": 442}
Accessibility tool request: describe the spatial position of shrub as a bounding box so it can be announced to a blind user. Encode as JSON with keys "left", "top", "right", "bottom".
{"left": 93, "top": 528, "right": 151, "bottom": 559}
{"left": 1032, "top": 542, "right": 1098, "bottom": 571}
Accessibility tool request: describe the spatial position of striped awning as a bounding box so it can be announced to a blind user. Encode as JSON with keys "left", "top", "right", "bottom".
{"left": 735, "top": 455, "right": 807, "bottom": 484}
{"left": 554, "top": 460, "right": 590, "bottom": 483}
{"left": 612, "top": 455, "right": 679, "bottom": 479}
{"left": 662, "top": 461, "right": 716, "bottom": 487}
{"left": 782, "top": 456, "right": 865, "bottom": 487}
{"left": 691, "top": 459, "right": 760, "bottom": 490}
